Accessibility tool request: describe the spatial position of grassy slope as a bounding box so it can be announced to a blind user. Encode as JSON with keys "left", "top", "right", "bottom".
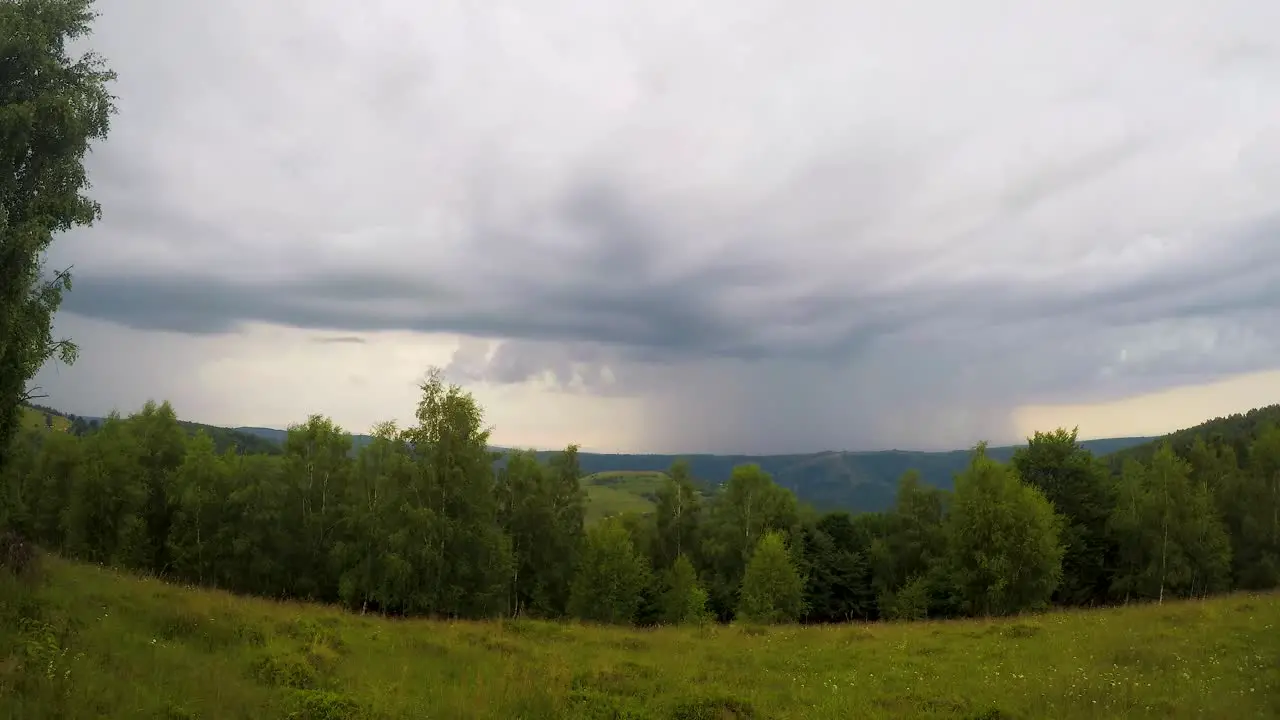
{"left": 18, "top": 406, "right": 70, "bottom": 433}
{"left": 580, "top": 471, "right": 668, "bottom": 524}
{"left": 3, "top": 557, "right": 1277, "bottom": 719}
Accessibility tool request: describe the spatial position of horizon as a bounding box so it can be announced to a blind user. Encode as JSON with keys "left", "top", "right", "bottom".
{"left": 49, "top": 394, "right": 1280, "bottom": 458}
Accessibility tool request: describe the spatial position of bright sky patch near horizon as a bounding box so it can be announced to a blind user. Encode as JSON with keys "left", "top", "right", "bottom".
{"left": 34, "top": 0, "right": 1280, "bottom": 453}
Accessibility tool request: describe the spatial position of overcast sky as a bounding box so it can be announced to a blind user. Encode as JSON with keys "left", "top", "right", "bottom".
{"left": 35, "top": 0, "right": 1280, "bottom": 453}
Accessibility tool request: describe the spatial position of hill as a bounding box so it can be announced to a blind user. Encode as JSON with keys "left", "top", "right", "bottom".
{"left": 2, "top": 555, "right": 1275, "bottom": 719}
{"left": 73, "top": 400, "right": 1280, "bottom": 514}
{"left": 36, "top": 407, "right": 283, "bottom": 456}
{"left": 82, "top": 403, "right": 1280, "bottom": 515}
{"left": 231, "top": 425, "right": 1153, "bottom": 513}
{"left": 1107, "top": 403, "right": 1280, "bottom": 468}
{"left": 578, "top": 471, "right": 681, "bottom": 524}
{"left": 18, "top": 406, "right": 70, "bottom": 433}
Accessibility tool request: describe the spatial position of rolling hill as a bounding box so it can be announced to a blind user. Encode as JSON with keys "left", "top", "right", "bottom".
{"left": 579, "top": 471, "right": 671, "bottom": 524}
{"left": 19, "top": 405, "right": 70, "bottom": 433}
{"left": 1106, "top": 403, "right": 1280, "bottom": 469}
{"left": 22, "top": 405, "right": 282, "bottom": 456}
{"left": 230, "top": 426, "right": 1152, "bottom": 514}
{"left": 39, "top": 408, "right": 1166, "bottom": 514}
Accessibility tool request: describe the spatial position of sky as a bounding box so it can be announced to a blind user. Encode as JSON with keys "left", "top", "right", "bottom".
{"left": 33, "top": 0, "right": 1280, "bottom": 454}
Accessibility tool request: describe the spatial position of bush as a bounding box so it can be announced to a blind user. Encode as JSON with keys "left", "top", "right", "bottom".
{"left": 881, "top": 576, "right": 930, "bottom": 621}
{"left": 249, "top": 650, "right": 319, "bottom": 689}
{"left": 285, "top": 690, "right": 365, "bottom": 720}
{"left": 0, "top": 531, "right": 37, "bottom": 579}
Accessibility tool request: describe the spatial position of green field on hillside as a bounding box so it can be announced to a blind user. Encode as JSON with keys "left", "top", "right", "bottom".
{"left": 580, "top": 471, "right": 669, "bottom": 524}
{"left": 2, "top": 556, "right": 1276, "bottom": 720}
{"left": 18, "top": 406, "right": 70, "bottom": 433}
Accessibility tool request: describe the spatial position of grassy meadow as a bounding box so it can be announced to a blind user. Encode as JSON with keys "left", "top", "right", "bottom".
{"left": 580, "top": 471, "right": 669, "bottom": 524}
{"left": 2, "top": 556, "right": 1277, "bottom": 719}
{"left": 19, "top": 406, "right": 70, "bottom": 433}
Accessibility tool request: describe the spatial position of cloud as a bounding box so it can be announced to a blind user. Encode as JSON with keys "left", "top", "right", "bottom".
{"left": 37, "top": 0, "right": 1280, "bottom": 452}
{"left": 312, "top": 336, "right": 367, "bottom": 345}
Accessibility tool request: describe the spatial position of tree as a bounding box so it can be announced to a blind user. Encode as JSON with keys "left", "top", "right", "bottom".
{"left": 568, "top": 517, "right": 650, "bottom": 624}
{"left": 400, "top": 368, "right": 513, "bottom": 618}
{"left": 0, "top": 427, "right": 40, "bottom": 533}
{"left": 29, "top": 427, "right": 80, "bottom": 549}
{"left": 167, "top": 432, "right": 234, "bottom": 586}
{"left": 945, "top": 444, "right": 1064, "bottom": 616}
{"left": 281, "top": 415, "right": 353, "bottom": 600}
{"left": 332, "top": 419, "right": 411, "bottom": 613}
{"left": 1233, "top": 426, "right": 1280, "bottom": 589}
{"left": 0, "top": 0, "right": 116, "bottom": 477}
{"left": 128, "top": 401, "right": 188, "bottom": 575}
{"left": 541, "top": 444, "right": 587, "bottom": 613}
{"left": 1011, "top": 428, "right": 1115, "bottom": 606}
{"left": 63, "top": 414, "right": 143, "bottom": 564}
{"left": 1108, "top": 444, "right": 1232, "bottom": 602}
{"left": 659, "top": 553, "right": 710, "bottom": 625}
{"left": 871, "top": 471, "right": 951, "bottom": 618}
{"left": 700, "top": 463, "right": 800, "bottom": 619}
{"left": 738, "top": 530, "right": 806, "bottom": 624}
{"left": 654, "top": 459, "right": 702, "bottom": 571}
{"left": 495, "top": 446, "right": 584, "bottom": 617}
{"left": 800, "top": 512, "right": 876, "bottom": 622}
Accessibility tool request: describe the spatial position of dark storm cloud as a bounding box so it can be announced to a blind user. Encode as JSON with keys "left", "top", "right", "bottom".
{"left": 42, "top": 0, "right": 1280, "bottom": 451}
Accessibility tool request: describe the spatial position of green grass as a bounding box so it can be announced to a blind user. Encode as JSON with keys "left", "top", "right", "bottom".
{"left": 19, "top": 406, "right": 70, "bottom": 433}
{"left": 582, "top": 471, "right": 670, "bottom": 495}
{"left": 2, "top": 556, "right": 1278, "bottom": 719}
{"left": 580, "top": 471, "right": 668, "bottom": 524}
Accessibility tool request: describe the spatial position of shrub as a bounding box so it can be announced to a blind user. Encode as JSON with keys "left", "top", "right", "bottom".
{"left": 285, "top": 690, "right": 365, "bottom": 720}
{"left": 249, "top": 650, "right": 319, "bottom": 689}
{"left": 0, "top": 531, "right": 37, "bottom": 579}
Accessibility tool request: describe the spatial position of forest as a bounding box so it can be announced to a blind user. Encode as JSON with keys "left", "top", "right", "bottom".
{"left": 2, "top": 368, "right": 1278, "bottom": 626}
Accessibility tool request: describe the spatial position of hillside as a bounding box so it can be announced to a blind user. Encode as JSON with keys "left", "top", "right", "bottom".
{"left": 2, "top": 556, "right": 1276, "bottom": 719}
{"left": 31, "top": 406, "right": 282, "bottom": 456}
{"left": 35, "top": 407, "right": 1156, "bottom": 515}
{"left": 558, "top": 437, "right": 1153, "bottom": 509}
{"left": 1107, "top": 403, "right": 1280, "bottom": 468}
{"left": 68, "top": 401, "right": 1280, "bottom": 516}
{"left": 579, "top": 471, "right": 671, "bottom": 524}
{"left": 18, "top": 406, "right": 70, "bottom": 433}
{"left": 232, "top": 425, "right": 1153, "bottom": 513}
{"left": 63, "top": 399, "right": 1280, "bottom": 515}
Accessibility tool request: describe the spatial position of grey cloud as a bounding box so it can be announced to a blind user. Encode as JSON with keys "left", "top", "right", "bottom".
{"left": 40, "top": 0, "right": 1280, "bottom": 451}
{"left": 312, "top": 336, "right": 367, "bottom": 345}
{"left": 443, "top": 337, "right": 620, "bottom": 394}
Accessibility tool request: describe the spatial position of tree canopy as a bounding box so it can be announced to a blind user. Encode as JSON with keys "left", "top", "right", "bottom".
{"left": 0, "top": 0, "right": 116, "bottom": 473}
{"left": 5, "top": 376, "right": 1277, "bottom": 628}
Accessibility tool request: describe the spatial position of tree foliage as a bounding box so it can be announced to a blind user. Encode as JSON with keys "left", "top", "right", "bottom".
{"left": 568, "top": 517, "right": 650, "bottom": 624}
{"left": 945, "top": 444, "right": 1063, "bottom": 616}
{"left": 1011, "top": 428, "right": 1113, "bottom": 606}
{"left": 738, "top": 530, "right": 806, "bottom": 624}
{"left": 3, "top": 363, "right": 1277, "bottom": 627}
{"left": 0, "top": 0, "right": 116, "bottom": 472}
{"left": 658, "top": 553, "right": 710, "bottom": 625}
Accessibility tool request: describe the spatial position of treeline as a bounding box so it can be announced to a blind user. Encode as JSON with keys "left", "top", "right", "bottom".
{"left": 2, "top": 372, "right": 1278, "bottom": 625}
{"left": 37, "top": 405, "right": 285, "bottom": 457}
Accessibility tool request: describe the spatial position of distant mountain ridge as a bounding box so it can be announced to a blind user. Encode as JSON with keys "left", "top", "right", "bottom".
{"left": 38, "top": 402, "right": 1280, "bottom": 514}
{"left": 230, "top": 424, "right": 1152, "bottom": 513}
